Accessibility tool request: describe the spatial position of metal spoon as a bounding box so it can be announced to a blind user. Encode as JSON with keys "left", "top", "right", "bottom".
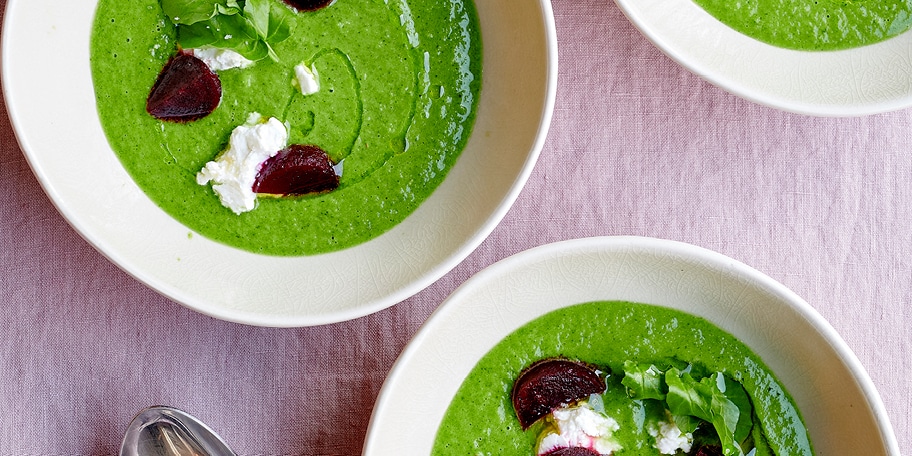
{"left": 120, "top": 406, "right": 237, "bottom": 456}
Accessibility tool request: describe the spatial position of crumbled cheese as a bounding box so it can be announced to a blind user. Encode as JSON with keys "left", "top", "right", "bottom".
{"left": 196, "top": 113, "right": 288, "bottom": 214}
{"left": 537, "top": 402, "right": 622, "bottom": 455}
{"left": 190, "top": 47, "right": 254, "bottom": 71}
{"left": 648, "top": 417, "right": 694, "bottom": 455}
{"left": 293, "top": 63, "right": 320, "bottom": 95}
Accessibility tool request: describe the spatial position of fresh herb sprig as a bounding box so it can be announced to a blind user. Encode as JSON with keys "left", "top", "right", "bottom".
{"left": 161, "top": 0, "right": 295, "bottom": 62}
{"left": 622, "top": 361, "right": 754, "bottom": 456}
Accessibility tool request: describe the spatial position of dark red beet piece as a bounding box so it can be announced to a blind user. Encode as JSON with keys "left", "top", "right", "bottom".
{"left": 146, "top": 52, "right": 221, "bottom": 122}
{"left": 692, "top": 445, "right": 724, "bottom": 456}
{"left": 253, "top": 144, "right": 339, "bottom": 196}
{"left": 283, "top": 0, "right": 334, "bottom": 11}
{"left": 544, "top": 447, "right": 601, "bottom": 456}
{"left": 511, "top": 359, "right": 606, "bottom": 430}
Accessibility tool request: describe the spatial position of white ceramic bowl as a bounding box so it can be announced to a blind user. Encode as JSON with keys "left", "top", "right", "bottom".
{"left": 364, "top": 236, "right": 899, "bottom": 455}
{"left": 2, "top": 0, "right": 557, "bottom": 326}
{"left": 614, "top": 0, "right": 912, "bottom": 116}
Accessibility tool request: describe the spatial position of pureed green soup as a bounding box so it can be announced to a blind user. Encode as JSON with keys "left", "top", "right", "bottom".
{"left": 694, "top": 0, "right": 912, "bottom": 50}
{"left": 432, "top": 301, "right": 814, "bottom": 455}
{"left": 90, "top": 0, "right": 481, "bottom": 255}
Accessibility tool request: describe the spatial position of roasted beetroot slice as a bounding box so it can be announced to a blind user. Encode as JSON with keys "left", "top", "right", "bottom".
{"left": 511, "top": 359, "right": 605, "bottom": 430}
{"left": 283, "top": 0, "right": 334, "bottom": 11}
{"left": 146, "top": 52, "right": 221, "bottom": 122}
{"left": 693, "top": 445, "right": 724, "bottom": 456}
{"left": 544, "top": 448, "right": 601, "bottom": 456}
{"left": 253, "top": 144, "right": 339, "bottom": 196}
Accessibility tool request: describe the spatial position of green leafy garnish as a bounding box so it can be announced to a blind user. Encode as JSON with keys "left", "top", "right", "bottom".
{"left": 621, "top": 363, "right": 754, "bottom": 456}
{"left": 160, "top": 0, "right": 295, "bottom": 62}
{"left": 621, "top": 360, "right": 667, "bottom": 401}
{"left": 666, "top": 369, "right": 751, "bottom": 456}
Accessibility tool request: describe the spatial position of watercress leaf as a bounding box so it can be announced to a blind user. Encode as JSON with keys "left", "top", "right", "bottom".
{"left": 665, "top": 368, "right": 712, "bottom": 421}
{"left": 672, "top": 414, "right": 701, "bottom": 434}
{"left": 704, "top": 375, "right": 740, "bottom": 433}
{"left": 239, "top": 0, "right": 292, "bottom": 61}
{"left": 621, "top": 361, "right": 667, "bottom": 400}
{"left": 215, "top": 3, "right": 242, "bottom": 16}
{"left": 161, "top": 0, "right": 221, "bottom": 24}
{"left": 234, "top": 36, "right": 271, "bottom": 62}
{"left": 711, "top": 414, "right": 745, "bottom": 456}
{"left": 177, "top": 21, "right": 220, "bottom": 48}
{"left": 166, "top": 0, "right": 292, "bottom": 63}
{"left": 179, "top": 13, "right": 244, "bottom": 49}
{"left": 243, "top": 0, "right": 272, "bottom": 37}
{"left": 231, "top": 15, "right": 273, "bottom": 61}
{"left": 265, "top": 42, "right": 281, "bottom": 62}
{"left": 267, "top": 2, "right": 295, "bottom": 42}
{"left": 666, "top": 369, "right": 744, "bottom": 455}
{"left": 701, "top": 373, "right": 747, "bottom": 456}
{"left": 721, "top": 375, "right": 754, "bottom": 443}
{"left": 232, "top": 11, "right": 262, "bottom": 40}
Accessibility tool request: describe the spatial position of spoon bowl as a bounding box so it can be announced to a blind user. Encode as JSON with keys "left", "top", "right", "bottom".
{"left": 121, "top": 406, "right": 236, "bottom": 456}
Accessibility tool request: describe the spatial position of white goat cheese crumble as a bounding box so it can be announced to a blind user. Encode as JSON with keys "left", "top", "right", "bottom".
{"left": 648, "top": 417, "right": 694, "bottom": 455}
{"left": 196, "top": 113, "right": 288, "bottom": 214}
{"left": 293, "top": 62, "right": 320, "bottom": 95}
{"left": 537, "top": 402, "right": 622, "bottom": 455}
{"left": 190, "top": 47, "right": 255, "bottom": 71}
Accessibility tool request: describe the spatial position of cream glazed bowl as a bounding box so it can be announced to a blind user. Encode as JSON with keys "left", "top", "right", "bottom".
{"left": 364, "top": 237, "right": 899, "bottom": 454}
{"left": 2, "top": 0, "right": 558, "bottom": 326}
{"left": 614, "top": 0, "right": 912, "bottom": 116}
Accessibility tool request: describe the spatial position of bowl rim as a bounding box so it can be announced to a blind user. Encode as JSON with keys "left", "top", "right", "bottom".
{"left": 363, "top": 236, "right": 899, "bottom": 454}
{"left": 1, "top": 0, "right": 560, "bottom": 326}
{"left": 613, "top": 0, "right": 912, "bottom": 117}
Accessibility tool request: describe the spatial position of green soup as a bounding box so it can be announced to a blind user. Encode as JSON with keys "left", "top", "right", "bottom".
{"left": 90, "top": 0, "right": 481, "bottom": 255}
{"left": 694, "top": 0, "right": 912, "bottom": 50}
{"left": 432, "top": 301, "right": 813, "bottom": 455}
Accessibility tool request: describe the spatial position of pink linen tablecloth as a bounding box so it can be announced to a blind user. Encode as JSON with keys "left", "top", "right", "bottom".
{"left": 1, "top": 0, "right": 910, "bottom": 454}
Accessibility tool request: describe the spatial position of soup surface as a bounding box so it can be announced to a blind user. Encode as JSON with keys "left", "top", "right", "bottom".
{"left": 693, "top": 0, "right": 912, "bottom": 50}
{"left": 90, "top": 0, "right": 481, "bottom": 255}
{"left": 432, "top": 301, "right": 813, "bottom": 455}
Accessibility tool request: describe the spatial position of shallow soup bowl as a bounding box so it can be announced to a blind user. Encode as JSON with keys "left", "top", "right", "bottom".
{"left": 2, "top": 0, "right": 558, "bottom": 326}
{"left": 364, "top": 237, "right": 899, "bottom": 454}
{"left": 614, "top": 0, "right": 912, "bottom": 116}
